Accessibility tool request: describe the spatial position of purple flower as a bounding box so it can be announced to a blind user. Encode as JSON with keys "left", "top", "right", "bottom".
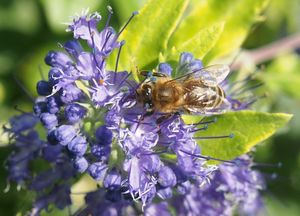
{"left": 29, "top": 170, "right": 60, "bottom": 191}
{"left": 124, "top": 152, "right": 162, "bottom": 206}
{"left": 4, "top": 8, "right": 267, "bottom": 216}
{"left": 42, "top": 144, "right": 63, "bottom": 162}
{"left": 5, "top": 117, "right": 42, "bottom": 185}
{"left": 68, "top": 11, "right": 120, "bottom": 56}
{"left": 172, "top": 156, "right": 265, "bottom": 216}
{"left": 158, "top": 166, "right": 177, "bottom": 187}
{"left": 89, "top": 71, "right": 131, "bottom": 107}
{"left": 145, "top": 202, "right": 171, "bottom": 216}
{"left": 30, "top": 184, "right": 71, "bottom": 216}
{"left": 8, "top": 113, "right": 38, "bottom": 133}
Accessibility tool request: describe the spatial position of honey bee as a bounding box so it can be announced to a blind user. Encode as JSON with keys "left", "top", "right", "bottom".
{"left": 136, "top": 65, "right": 231, "bottom": 115}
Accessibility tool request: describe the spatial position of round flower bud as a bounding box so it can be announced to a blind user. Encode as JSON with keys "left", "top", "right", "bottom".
{"left": 179, "top": 52, "right": 193, "bottom": 65}
{"left": 157, "top": 187, "right": 173, "bottom": 200}
{"left": 33, "top": 100, "right": 47, "bottom": 116}
{"left": 190, "top": 59, "right": 203, "bottom": 72}
{"left": 73, "top": 157, "right": 89, "bottom": 173}
{"left": 60, "top": 84, "right": 83, "bottom": 104}
{"left": 88, "top": 162, "right": 108, "bottom": 181}
{"left": 48, "top": 68, "right": 61, "bottom": 85}
{"left": 40, "top": 112, "right": 58, "bottom": 130}
{"left": 64, "top": 40, "right": 83, "bottom": 58}
{"left": 65, "top": 103, "right": 87, "bottom": 124}
{"left": 9, "top": 113, "right": 38, "bottom": 133}
{"left": 53, "top": 125, "right": 77, "bottom": 146}
{"left": 91, "top": 144, "right": 111, "bottom": 160}
{"left": 158, "top": 63, "right": 172, "bottom": 76}
{"left": 42, "top": 145, "right": 63, "bottom": 162}
{"left": 103, "top": 169, "right": 122, "bottom": 190}
{"left": 36, "top": 80, "right": 52, "bottom": 96}
{"left": 47, "top": 96, "right": 60, "bottom": 114}
{"left": 44, "top": 51, "right": 71, "bottom": 68}
{"left": 95, "top": 125, "right": 113, "bottom": 145}
{"left": 67, "top": 135, "right": 87, "bottom": 156}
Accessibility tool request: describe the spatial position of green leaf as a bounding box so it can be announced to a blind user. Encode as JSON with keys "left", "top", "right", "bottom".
{"left": 164, "top": 22, "right": 224, "bottom": 62}
{"left": 111, "top": 0, "right": 146, "bottom": 24}
{"left": 182, "top": 111, "right": 292, "bottom": 162}
{"left": 0, "top": 0, "right": 39, "bottom": 34}
{"left": 169, "top": 0, "right": 269, "bottom": 63}
{"left": 19, "top": 45, "right": 53, "bottom": 96}
{"left": 40, "top": 0, "right": 103, "bottom": 33}
{"left": 116, "top": 0, "right": 189, "bottom": 79}
{"left": 261, "top": 53, "right": 300, "bottom": 99}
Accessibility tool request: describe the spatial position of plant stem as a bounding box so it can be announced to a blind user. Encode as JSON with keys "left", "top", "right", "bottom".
{"left": 232, "top": 32, "right": 300, "bottom": 70}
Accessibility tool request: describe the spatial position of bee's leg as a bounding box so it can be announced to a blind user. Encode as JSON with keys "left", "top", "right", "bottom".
{"left": 156, "top": 115, "right": 170, "bottom": 125}
{"left": 155, "top": 112, "right": 179, "bottom": 125}
{"left": 143, "top": 110, "right": 154, "bottom": 118}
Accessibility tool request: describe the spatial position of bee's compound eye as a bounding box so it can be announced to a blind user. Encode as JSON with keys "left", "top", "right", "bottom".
{"left": 143, "top": 84, "right": 152, "bottom": 90}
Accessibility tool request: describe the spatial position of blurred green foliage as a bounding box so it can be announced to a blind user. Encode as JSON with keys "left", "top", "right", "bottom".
{"left": 0, "top": 0, "right": 300, "bottom": 215}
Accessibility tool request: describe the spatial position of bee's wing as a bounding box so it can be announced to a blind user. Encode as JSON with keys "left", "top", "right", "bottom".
{"left": 183, "top": 86, "right": 231, "bottom": 115}
{"left": 175, "top": 65, "right": 230, "bottom": 87}
{"left": 184, "top": 97, "right": 231, "bottom": 115}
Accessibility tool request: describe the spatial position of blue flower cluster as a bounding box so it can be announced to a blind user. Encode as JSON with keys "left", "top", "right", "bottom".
{"left": 5, "top": 10, "right": 265, "bottom": 216}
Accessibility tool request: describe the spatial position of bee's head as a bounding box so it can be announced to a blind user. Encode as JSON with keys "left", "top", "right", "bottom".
{"left": 144, "top": 84, "right": 154, "bottom": 111}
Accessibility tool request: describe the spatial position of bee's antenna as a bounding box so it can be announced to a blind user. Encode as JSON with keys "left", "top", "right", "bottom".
{"left": 164, "top": 66, "right": 204, "bottom": 84}
{"left": 117, "top": 11, "right": 139, "bottom": 38}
